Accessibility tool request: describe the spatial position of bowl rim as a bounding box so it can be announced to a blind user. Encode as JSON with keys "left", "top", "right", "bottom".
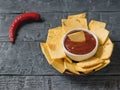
{"left": 62, "top": 28, "right": 98, "bottom": 57}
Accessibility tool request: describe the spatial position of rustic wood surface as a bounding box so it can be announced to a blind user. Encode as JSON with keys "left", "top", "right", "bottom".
{"left": 0, "top": 0, "right": 120, "bottom": 90}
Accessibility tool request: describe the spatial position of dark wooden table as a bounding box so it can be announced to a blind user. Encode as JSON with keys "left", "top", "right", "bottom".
{"left": 0, "top": 0, "right": 120, "bottom": 90}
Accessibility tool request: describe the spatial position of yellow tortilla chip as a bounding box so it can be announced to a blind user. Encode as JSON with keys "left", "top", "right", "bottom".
{"left": 95, "top": 38, "right": 114, "bottom": 59}
{"left": 64, "top": 60, "right": 80, "bottom": 75}
{"left": 62, "top": 19, "right": 67, "bottom": 27}
{"left": 46, "top": 27, "right": 67, "bottom": 59}
{"left": 95, "top": 59, "right": 110, "bottom": 71}
{"left": 77, "top": 57, "right": 104, "bottom": 68}
{"left": 62, "top": 18, "right": 88, "bottom": 32}
{"left": 51, "top": 59, "right": 65, "bottom": 73}
{"left": 41, "top": 13, "right": 112, "bottom": 75}
{"left": 46, "top": 27, "right": 66, "bottom": 59}
{"left": 47, "top": 28, "right": 72, "bottom": 62}
{"left": 91, "top": 28, "right": 109, "bottom": 45}
{"left": 64, "top": 56, "right": 72, "bottom": 63}
{"left": 46, "top": 27, "right": 65, "bottom": 43}
{"left": 68, "top": 31, "right": 86, "bottom": 42}
{"left": 40, "top": 43, "right": 66, "bottom": 73}
{"left": 75, "top": 63, "right": 103, "bottom": 74}
{"left": 68, "top": 13, "right": 86, "bottom": 19}
{"left": 89, "top": 20, "right": 106, "bottom": 30}
{"left": 46, "top": 42, "right": 66, "bottom": 59}
{"left": 40, "top": 43, "right": 53, "bottom": 64}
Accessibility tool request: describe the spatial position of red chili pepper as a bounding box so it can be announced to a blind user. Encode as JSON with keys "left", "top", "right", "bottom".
{"left": 9, "top": 12, "right": 40, "bottom": 43}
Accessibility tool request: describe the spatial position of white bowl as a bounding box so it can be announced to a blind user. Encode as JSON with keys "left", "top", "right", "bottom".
{"left": 62, "top": 28, "right": 98, "bottom": 61}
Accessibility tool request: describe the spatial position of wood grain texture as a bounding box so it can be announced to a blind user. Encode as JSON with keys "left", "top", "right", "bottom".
{"left": 0, "top": 0, "right": 64, "bottom": 13}
{"left": 89, "top": 0, "right": 120, "bottom": 11}
{"left": 0, "top": 0, "right": 119, "bottom": 89}
{"left": 0, "top": 76, "right": 119, "bottom": 90}
{"left": 0, "top": 12, "right": 120, "bottom": 41}
{"left": 0, "top": 41, "right": 117, "bottom": 75}
{"left": 0, "top": 0, "right": 89, "bottom": 13}
{"left": 0, "top": 13, "right": 65, "bottom": 41}
{"left": 0, "top": 0, "right": 120, "bottom": 13}
{"left": 0, "top": 42, "right": 60, "bottom": 75}
{"left": 0, "top": 76, "right": 45, "bottom": 90}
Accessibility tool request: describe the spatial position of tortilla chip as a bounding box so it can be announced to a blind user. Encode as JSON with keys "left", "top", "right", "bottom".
{"left": 40, "top": 43, "right": 65, "bottom": 73}
{"left": 51, "top": 59, "right": 65, "bottom": 73}
{"left": 95, "top": 38, "right": 114, "bottom": 59}
{"left": 68, "top": 13, "right": 86, "bottom": 19}
{"left": 46, "top": 27, "right": 65, "bottom": 43}
{"left": 75, "top": 63, "right": 103, "bottom": 74}
{"left": 40, "top": 43, "right": 53, "bottom": 64}
{"left": 64, "top": 56, "right": 72, "bottom": 63}
{"left": 64, "top": 60, "right": 80, "bottom": 75}
{"left": 40, "top": 13, "right": 113, "bottom": 75}
{"left": 77, "top": 57, "right": 104, "bottom": 68}
{"left": 91, "top": 28, "right": 109, "bottom": 45}
{"left": 68, "top": 31, "right": 86, "bottom": 42}
{"left": 62, "top": 18, "right": 88, "bottom": 32}
{"left": 46, "top": 27, "right": 66, "bottom": 59}
{"left": 89, "top": 20, "right": 106, "bottom": 30}
{"left": 46, "top": 42, "right": 66, "bottom": 59}
{"left": 95, "top": 59, "right": 110, "bottom": 71}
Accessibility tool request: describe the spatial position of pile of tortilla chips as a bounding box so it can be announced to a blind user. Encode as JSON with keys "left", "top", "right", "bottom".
{"left": 40, "top": 13, "right": 114, "bottom": 75}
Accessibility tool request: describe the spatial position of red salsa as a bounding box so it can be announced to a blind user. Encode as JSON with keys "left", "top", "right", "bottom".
{"left": 64, "top": 31, "right": 96, "bottom": 55}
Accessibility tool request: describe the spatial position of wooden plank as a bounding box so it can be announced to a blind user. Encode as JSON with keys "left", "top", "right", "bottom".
{"left": 0, "top": 76, "right": 118, "bottom": 90}
{"left": 0, "top": 76, "right": 45, "bottom": 90}
{"left": 0, "top": 12, "right": 120, "bottom": 41}
{"left": 72, "top": 76, "right": 119, "bottom": 90}
{"left": 44, "top": 76, "right": 71, "bottom": 90}
{"left": 0, "top": 0, "right": 119, "bottom": 89}
{"left": 61, "top": 0, "right": 89, "bottom": 12}
{"left": 64, "top": 0, "right": 120, "bottom": 12}
{"left": 48, "top": 76, "right": 119, "bottom": 90}
{"left": 0, "top": 13, "right": 66, "bottom": 42}
{"left": 0, "top": 42, "right": 61, "bottom": 75}
{"left": 0, "top": 41, "right": 118, "bottom": 75}
{"left": 0, "top": 0, "right": 64, "bottom": 13}
{"left": 0, "top": 0, "right": 89, "bottom": 13}
{"left": 118, "top": 80, "right": 120, "bottom": 89}
{"left": 89, "top": 0, "right": 120, "bottom": 11}
{"left": 0, "top": 0, "right": 120, "bottom": 13}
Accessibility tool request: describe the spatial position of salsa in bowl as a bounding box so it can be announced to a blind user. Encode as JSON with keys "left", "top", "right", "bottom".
{"left": 62, "top": 28, "right": 98, "bottom": 61}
